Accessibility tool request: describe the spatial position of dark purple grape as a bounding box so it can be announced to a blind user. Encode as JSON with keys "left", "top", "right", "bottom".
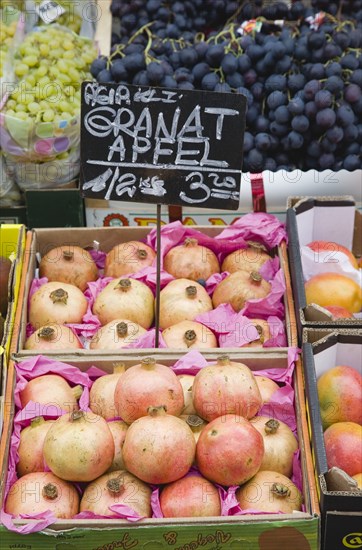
{"left": 110, "top": 60, "right": 128, "bottom": 82}
{"left": 243, "top": 69, "right": 257, "bottom": 87}
{"left": 178, "top": 81, "right": 194, "bottom": 90}
{"left": 343, "top": 155, "right": 361, "bottom": 170}
{"left": 341, "top": 53, "right": 359, "bottom": 70}
{"left": 308, "top": 31, "right": 325, "bottom": 50}
{"left": 267, "top": 91, "right": 287, "bottom": 109}
{"left": 324, "top": 76, "right": 344, "bottom": 94}
{"left": 248, "top": 148, "right": 265, "bottom": 172}
{"left": 238, "top": 54, "right": 251, "bottom": 73}
{"left": 254, "top": 116, "right": 270, "bottom": 132}
{"left": 288, "top": 73, "right": 306, "bottom": 93}
{"left": 246, "top": 105, "right": 260, "bottom": 126}
{"left": 275, "top": 105, "right": 290, "bottom": 124}
{"left": 326, "top": 126, "right": 344, "bottom": 143}
{"left": 97, "top": 69, "right": 113, "bottom": 83}
{"left": 291, "top": 115, "right": 309, "bottom": 132}
{"left": 265, "top": 75, "right": 287, "bottom": 93}
{"left": 270, "top": 121, "right": 288, "bottom": 137}
{"left": 192, "top": 62, "right": 210, "bottom": 82}
{"left": 308, "top": 63, "right": 325, "bottom": 80}
{"left": 315, "top": 90, "right": 333, "bottom": 109}
{"left": 235, "top": 87, "right": 253, "bottom": 107}
{"left": 337, "top": 105, "right": 355, "bottom": 127}
{"left": 319, "top": 153, "right": 335, "bottom": 169}
{"left": 201, "top": 72, "right": 220, "bottom": 90}
{"left": 123, "top": 52, "right": 146, "bottom": 73}
{"left": 146, "top": 61, "right": 164, "bottom": 84}
{"left": 285, "top": 131, "right": 304, "bottom": 149}
{"left": 243, "top": 132, "right": 254, "bottom": 153}
{"left": 345, "top": 84, "right": 362, "bottom": 103}
{"left": 247, "top": 44, "right": 265, "bottom": 62}
{"left": 316, "top": 108, "right": 337, "bottom": 129}
{"left": 226, "top": 72, "right": 244, "bottom": 89}
{"left": 221, "top": 53, "right": 238, "bottom": 75}
{"left": 255, "top": 133, "right": 272, "bottom": 151}
{"left": 307, "top": 140, "right": 322, "bottom": 158}
{"left": 214, "top": 82, "right": 231, "bottom": 92}
{"left": 325, "top": 62, "right": 342, "bottom": 77}
{"left": 288, "top": 97, "right": 305, "bottom": 116}
{"left": 351, "top": 69, "right": 362, "bottom": 87}
{"left": 344, "top": 125, "right": 359, "bottom": 141}
{"left": 161, "top": 75, "right": 177, "bottom": 87}
{"left": 205, "top": 44, "right": 225, "bottom": 68}
{"left": 250, "top": 82, "right": 264, "bottom": 101}
{"left": 264, "top": 157, "right": 277, "bottom": 171}
{"left": 304, "top": 80, "right": 322, "bottom": 100}
{"left": 90, "top": 57, "right": 107, "bottom": 78}
{"left": 305, "top": 101, "right": 318, "bottom": 120}
{"left": 180, "top": 48, "right": 199, "bottom": 67}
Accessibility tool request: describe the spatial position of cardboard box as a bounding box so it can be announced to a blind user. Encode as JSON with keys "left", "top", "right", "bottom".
{"left": 0, "top": 351, "right": 319, "bottom": 549}
{"left": 14, "top": 224, "right": 298, "bottom": 356}
{"left": 286, "top": 196, "right": 362, "bottom": 344}
{"left": 0, "top": 225, "right": 26, "bottom": 432}
{"left": 302, "top": 330, "right": 362, "bottom": 550}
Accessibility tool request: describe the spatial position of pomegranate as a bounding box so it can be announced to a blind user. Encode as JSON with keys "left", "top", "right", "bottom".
{"left": 324, "top": 421, "right": 362, "bottom": 477}
{"left": 180, "top": 415, "right": 207, "bottom": 443}
{"left": 107, "top": 421, "right": 128, "bottom": 472}
{"left": 222, "top": 243, "right": 271, "bottom": 274}
{"left": 192, "top": 355, "right": 262, "bottom": 421}
{"left": 159, "top": 279, "right": 213, "bottom": 330}
{"left": 178, "top": 374, "right": 196, "bottom": 415}
{"left": 236, "top": 471, "right": 302, "bottom": 513}
{"left": 196, "top": 414, "right": 264, "bottom": 486}
{"left": 162, "top": 320, "right": 217, "bottom": 349}
{"left": 89, "top": 364, "right": 125, "bottom": 420}
{"left": 104, "top": 241, "right": 156, "bottom": 278}
{"left": 20, "top": 375, "right": 82, "bottom": 412}
{"left": 43, "top": 410, "right": 114, "bottom": 482}
{"left": 24, "top": 324, "right": 83, "bottom": 351}
{"left": 80, "top": 470, "right": 152, "bottom": 518}
{"left": 241, "top": 319, "right": 271, "bottom": 347}
{"left": 5, "top": 472, "right": 79, "bottom": 518}
{"left": 212, "top": 271, "right": 271, "bottom": 312}
{"left": 164, "top": 238, "right": 220, "bottom": 281}
{"left": 305, "top": 273, "right": 362, "bottom": 314}
{"left": 29, "top": 282, "right": 88, "bottom": 328}
{"left": 317, "top": 365, "right": 362, "bottom": 429}
{"left": 251, "top": 417, "right": 298, "bottom": 478}
{"left": 39, "top": 245, "right": 98, "bottom": 292}
{"left": 322, "top": 305, "right": 354, "bottom": 319}
{"left": 254, "top": 376, "right": 279, "bottom": 404}
{"left": 114, "top": 358, "right": 184, "bottom": 423}
{"left": 160, "top": 473, "right": 221, "bottom": 517}
{"left": 307, "top": 240, "right": 359, "bottom": 270}
{"left": 122, "top": 406, "right": 196, "bottom": 484}
{"left": 90, "top": 319, "right": 147, "bottom": 350}
{"left": 17, "top": 417, "right": 55, "bottom": 477}
{"left": 93, "top": 278, "right": 154, "bottom": 328}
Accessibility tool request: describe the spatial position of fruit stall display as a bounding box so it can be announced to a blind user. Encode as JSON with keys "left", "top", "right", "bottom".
{"left": 13, "top": 215, "right": 298, "bottom": 357}
{"left": 0, "top": 351, "right": 319, "bottom": 548}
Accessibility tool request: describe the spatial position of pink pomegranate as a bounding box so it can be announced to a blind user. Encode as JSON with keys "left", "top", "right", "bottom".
{"left": 80, "top": 470, "right": 152, "bottom": 518}
{"left": 254, "top": 376, "right": 279, "bottom": 404}
{"left": 89, "top": 365, "right": 125, "bottom": 420}
{"left": 114, "top": 358, "right": 184, "bottom": 423}
{"left": 17, "top": 417, "right": 55, "bottom": 477}
{"left": 192, "top": 356, "right": 262, "bottom": 421}
{"left": 160, "top": 474, "right": 221, "bottom": 517}
{"left": 196, "top": 414, "right": 264, "bottom": 486}
{"left": 5, "top": 472, "right": 79, "bottom": 518}
{"left": 43, "top": 410, "right": 114, "bottom": 482}
{"left": 122, "top": 406, "right": 196, "bottom": 484}
{"left": 20, "top": 375, "right": 82, "bottom": 413}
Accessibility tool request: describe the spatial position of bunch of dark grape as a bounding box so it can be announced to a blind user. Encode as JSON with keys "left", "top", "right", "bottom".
{"left": 90, "top": 2, "right": 362, "bottom": 172}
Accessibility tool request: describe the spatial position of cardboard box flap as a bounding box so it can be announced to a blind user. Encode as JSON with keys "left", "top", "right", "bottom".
{"left": 324, "top": 468, "right": 361, "bottom": 493}
{"left": 312, "top": 334, "right": 362, "bottom": 374}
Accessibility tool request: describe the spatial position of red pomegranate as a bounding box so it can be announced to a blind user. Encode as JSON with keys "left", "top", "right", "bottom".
{"left": 114, "top": 358, "right": 184, "bottom": 424}
{"left": 192, "top": 356, "right": 262, "bottom": 421}
{"left": 196, "top": 414, "right": 264, "bottom": 486}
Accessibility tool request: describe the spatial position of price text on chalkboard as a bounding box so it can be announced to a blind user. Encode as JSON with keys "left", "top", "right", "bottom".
{"left": 80, "top": 83, "right": 247, "bottom": 210}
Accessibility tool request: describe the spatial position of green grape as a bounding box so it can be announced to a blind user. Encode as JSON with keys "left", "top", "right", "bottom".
{"left": 57, "top": 59, "right": 68, "bottom": 73}
{"left": 28, "top": 102, "right": 41, "bottom": 114}
{"left": 15, "top": 103, "right": 27, "bottom": 113}
{"left": 15, "top": 63, "right": 29, "bottom": 77}
{"left": 23, "top": 55, "right": 38, "bottom": 67}
{"left": 43, "top": 109, "right": 55, "bottom": 122}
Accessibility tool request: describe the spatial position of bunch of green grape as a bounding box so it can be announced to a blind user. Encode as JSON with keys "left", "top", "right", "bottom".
{"left": 0, "top": 6, "right": 19, "bottom": 78}
{"left": 5, "top": 25, "right": 97, "bottom": 124}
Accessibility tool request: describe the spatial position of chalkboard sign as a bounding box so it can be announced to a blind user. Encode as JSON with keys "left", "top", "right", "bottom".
{"left": 80, "top": 82, "right": 247, "bottom": 210}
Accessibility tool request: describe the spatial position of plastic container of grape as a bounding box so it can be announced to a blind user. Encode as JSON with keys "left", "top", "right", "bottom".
{"left": 12, "top": 220, "right": 298, "bottom": 358}
{"left": 301, "top": 329, "right": 362, "bottom": 550}
{"left": 286, "top": 195, "right": 362, "bottom": 344}
{"left": 0, "top": 350, "right": 319, "bottom": 550}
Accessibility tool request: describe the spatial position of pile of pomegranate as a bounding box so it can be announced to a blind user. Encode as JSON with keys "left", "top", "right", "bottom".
{"left": 3, "top": 354, "right": 303, "bottom": 523}
{"left": 26, "top": 222, "right": 286, "bottom": 352}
